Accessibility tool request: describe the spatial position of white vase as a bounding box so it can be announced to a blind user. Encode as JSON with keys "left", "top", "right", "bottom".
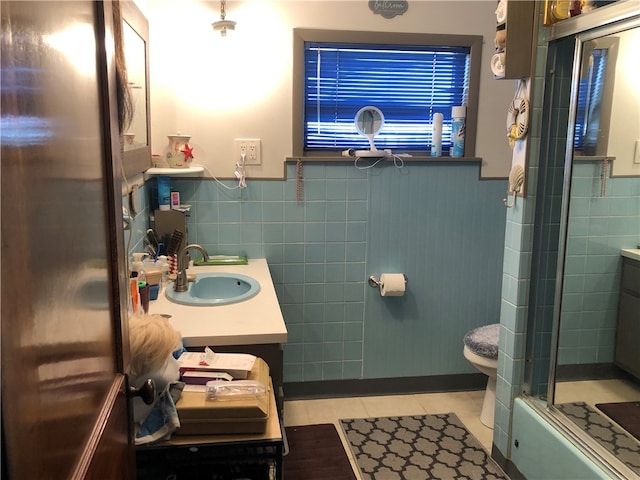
{"left": 164, "top": 134, "right": 193, "bottom": 168}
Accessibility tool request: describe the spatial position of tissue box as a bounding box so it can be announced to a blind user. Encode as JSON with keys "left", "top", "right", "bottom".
{"left": 177, "top": 349, "right": 256, "bottom": 380}
{"left": 175, "top": 357, "right": 270, "bottom": 435}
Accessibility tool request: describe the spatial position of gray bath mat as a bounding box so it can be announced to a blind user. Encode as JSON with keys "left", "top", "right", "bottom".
{"left": 340, "top": 413, "right": 507, "bottom": 480}
{"left": 556, "top": 401, "right": 640, "bottom": 475}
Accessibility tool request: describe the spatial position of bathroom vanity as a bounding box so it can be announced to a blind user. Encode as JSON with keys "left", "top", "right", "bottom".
{"left": 148, "top": 258, "right": 288, "bottom": 407}
{"left": 139, "top": 258, "right": 288, "bottom": 479}
{"left": 615, "top": 250, "right": 640, "bottom": 380}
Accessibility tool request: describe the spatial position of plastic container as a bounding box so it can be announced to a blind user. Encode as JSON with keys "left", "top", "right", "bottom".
{"left": 149, "top": 284, "right": 160, "bottom": 301}
{"left": 451, "top": 106, "right": 466, "bottom": 157}
{"left": 205, "top": 380, "right": 267, "bottom": 402}
{"left": 157, "top": 255, "right": 170, "bottom": 287}
{"left": 157, "top": 175, "right": 171, "bottom": 211}
{"left": 431, "top": 112, "right": 443, "bottom": 157}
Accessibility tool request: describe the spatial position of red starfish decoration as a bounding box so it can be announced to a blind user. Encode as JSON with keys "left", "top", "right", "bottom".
{"left": 181, "top": 143, "right": 194, "bottom": 162}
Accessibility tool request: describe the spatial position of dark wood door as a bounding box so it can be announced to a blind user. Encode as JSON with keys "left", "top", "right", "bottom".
{"left": 1, "top": 2, "right": 134, "bottom": 478}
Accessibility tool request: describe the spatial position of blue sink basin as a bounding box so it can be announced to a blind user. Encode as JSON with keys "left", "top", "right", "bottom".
{"left": 166, "top": 273, "right": 260, "bottom": 306}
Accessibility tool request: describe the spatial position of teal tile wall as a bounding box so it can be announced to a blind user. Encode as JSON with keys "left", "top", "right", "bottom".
{"left": 363, "top": 162, "right": 506, "bottom": 377}
{"left": 559, "top": 161, "right": 640, "bottom": 365}
{"left": 493, "top": 14, "right": 569, "bottom": 458}
{"left": 165, "top": 161, "right": 507, "bottom": 383}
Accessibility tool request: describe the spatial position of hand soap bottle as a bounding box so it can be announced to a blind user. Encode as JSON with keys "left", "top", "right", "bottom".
{"left": 131, "top": 253, "right": 148, "bottom": 277}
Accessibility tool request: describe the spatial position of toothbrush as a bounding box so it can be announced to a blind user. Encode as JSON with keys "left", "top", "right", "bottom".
{"left": 131, "top": 278, "right": 139, "bottom": 314}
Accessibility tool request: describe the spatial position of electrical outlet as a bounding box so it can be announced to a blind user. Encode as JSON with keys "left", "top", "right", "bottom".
{"left": 234, "top": 139, "right": 261, "bottom": 165}
{"left": 634, "top": 139, "right": 640, "bottom": 165}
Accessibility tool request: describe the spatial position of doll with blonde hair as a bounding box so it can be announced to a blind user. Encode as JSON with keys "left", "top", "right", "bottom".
{"left": 129, "top": 313, "right": 182, "bottom": 379}
{"left": 128, "top": 314, "right": 183, "bottom": 426}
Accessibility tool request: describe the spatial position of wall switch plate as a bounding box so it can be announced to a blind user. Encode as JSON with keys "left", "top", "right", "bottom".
{"left": 634, "top": 139, "right": 640, "bottom": 165}
{"left": 234, "top": 139, "right": 261, "bottom": 165}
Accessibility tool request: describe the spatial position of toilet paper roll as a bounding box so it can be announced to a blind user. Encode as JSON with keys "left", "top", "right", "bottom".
{"left": 380, "top": 273, "right": 406, "bottom": 297}
{"left": 491, "top": 52, "right": 506, "bottom": 77}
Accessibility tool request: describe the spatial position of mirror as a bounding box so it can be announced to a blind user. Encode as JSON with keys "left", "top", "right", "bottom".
{"left": 549, "top": 18, "right": 640, "bottom": 476}
{"left": 572, "top": 25, "right": 640, "bottom": 178}
{"left": 573, "top": 37, "right": 618, "bottom": 158}
{"left": 123, "top": 21, "right": 147, "bottom": 150}
{"left": 355, "top": 106, "right": 385, "bottom": 153}
{"left": 121, "top": 1, "right": 151, "bottom": 178}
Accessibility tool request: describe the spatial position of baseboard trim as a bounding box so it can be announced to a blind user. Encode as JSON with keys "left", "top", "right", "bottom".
{"left": 491, "top": 443, "right": 525, "bottom": 480}
{"left": 284, "top": 373, "right": 486, "bottom": 400}
{"left": 556, "top": 362, "right": 626, "bottom": 382}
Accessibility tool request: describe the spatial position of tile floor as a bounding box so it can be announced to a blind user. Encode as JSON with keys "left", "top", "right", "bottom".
{"left": 282, "top": 379, "right": 640, "bottom": 479}
{"left": 555, "top": 378, "right": 640, "bottom": 406}
{"left": 284, "top": 389, "right": 494, "bottom": 479}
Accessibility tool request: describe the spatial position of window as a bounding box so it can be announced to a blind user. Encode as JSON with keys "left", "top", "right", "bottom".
{"left": 293, "top": 29, "right": 482, "bottom": 157}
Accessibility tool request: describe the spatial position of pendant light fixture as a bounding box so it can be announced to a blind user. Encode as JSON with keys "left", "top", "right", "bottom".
{"left": 212, "top": 0, "right": 236, "bottom": 37}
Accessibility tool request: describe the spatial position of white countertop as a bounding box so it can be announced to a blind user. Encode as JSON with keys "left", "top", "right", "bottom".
{"left": 148, "top": 258, "right": 287, "bottom": 347}
{"left": 621, "top": 249, "right": 640, "bottom": 261}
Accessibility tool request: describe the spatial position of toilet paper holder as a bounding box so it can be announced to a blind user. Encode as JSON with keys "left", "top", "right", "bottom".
{"left": 368, "top": 274, "right": 408, "bottom": 288}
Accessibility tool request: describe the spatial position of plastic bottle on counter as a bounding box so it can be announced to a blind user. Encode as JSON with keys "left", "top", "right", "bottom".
{"left": 450, "top": 106, "right": 466, "bottom": 157}
{"left": 131, "top": 252, "right": 148, "bottom": 277}
{"left": 157, "top": 176, "right": 171, "bottom": 211}
{"left": 157, "top": 255, "right": 170, "bottom": 291}
{"left": 431, "top": 112, "right": 443, "bottom": 157}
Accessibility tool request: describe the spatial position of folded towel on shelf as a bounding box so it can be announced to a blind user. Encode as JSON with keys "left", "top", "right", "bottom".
{"left": 135, "top": 381, "right": 185, "bottom": 445}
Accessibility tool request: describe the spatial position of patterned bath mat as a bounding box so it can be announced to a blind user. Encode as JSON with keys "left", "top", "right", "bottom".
{"left": 556, "top": 402, "right": 640, "bottom": 475}
{"left": 340, "top": 413, "right": 507, "bottom": 480}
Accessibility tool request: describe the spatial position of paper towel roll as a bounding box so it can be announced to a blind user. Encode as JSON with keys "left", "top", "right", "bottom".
{"left": 380, "top": 273, "right": 406, "bottom": 297}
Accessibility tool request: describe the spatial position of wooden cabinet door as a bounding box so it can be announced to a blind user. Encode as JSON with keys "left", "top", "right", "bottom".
{"left": 1, "top": 1, "right": 134, "bottom": 478}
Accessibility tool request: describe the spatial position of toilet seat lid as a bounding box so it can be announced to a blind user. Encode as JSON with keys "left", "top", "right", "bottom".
{"left": 463, "top": 323, "right": 500, "bottom": 359}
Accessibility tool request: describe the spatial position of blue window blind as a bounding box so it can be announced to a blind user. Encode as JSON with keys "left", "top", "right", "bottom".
{"left": 574, "top": 49, "right": 607, "bottom": 153}
{"left": 304, "top": 42, "right": 471, "bottom": 152}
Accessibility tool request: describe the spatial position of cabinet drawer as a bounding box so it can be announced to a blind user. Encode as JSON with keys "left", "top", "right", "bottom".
{"left": 615, "top": 292, "right": 640, "bottom": 379}
{"left": 621, "top": 259, "right": 640, "bottom": 295}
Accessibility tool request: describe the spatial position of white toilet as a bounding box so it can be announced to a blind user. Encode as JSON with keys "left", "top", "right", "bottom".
{"left": 463, "top": 323, "right": 500, "bottom": 428}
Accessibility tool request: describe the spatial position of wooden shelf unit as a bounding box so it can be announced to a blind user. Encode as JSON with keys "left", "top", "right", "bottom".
{"left": 494, "top": 0, "right": 535, "bottom": 79}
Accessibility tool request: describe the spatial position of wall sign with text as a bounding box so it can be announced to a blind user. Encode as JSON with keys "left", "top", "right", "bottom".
{"left": 369, "top": 0, "right": 409, "bottom": 19}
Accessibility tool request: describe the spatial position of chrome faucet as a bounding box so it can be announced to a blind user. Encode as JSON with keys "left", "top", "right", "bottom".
{"left": 173, "top": 244, "right": 210, "bottom": 292}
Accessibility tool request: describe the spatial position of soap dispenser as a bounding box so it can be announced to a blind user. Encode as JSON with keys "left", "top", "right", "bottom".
{"left": 131, "top": 253, "right": 149, "bottom": 277}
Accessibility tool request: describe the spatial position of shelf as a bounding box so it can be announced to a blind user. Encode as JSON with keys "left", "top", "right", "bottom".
{"left": 574, "top": 155, "right": 616, "bottom": 162}
{"left": 285, "top": 156, "right": 482, "bottom": 163}
{"left": 145, "top": 165, "right": 204, "bottom": 177}
{"left": 493, "top": 0, "right": 535, "bottom": 79}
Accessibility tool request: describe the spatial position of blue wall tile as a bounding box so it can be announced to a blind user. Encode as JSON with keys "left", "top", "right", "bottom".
{"left": 559, "top": 162, "right": 640, "bottom": 365}
{"left": 169, "top": 161, "right": 506, "bottom": 383}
